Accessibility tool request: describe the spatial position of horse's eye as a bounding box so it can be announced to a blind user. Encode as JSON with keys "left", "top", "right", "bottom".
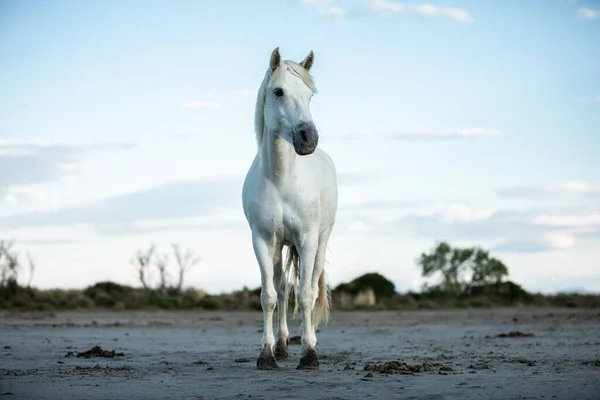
{"left": 273, "top": 88, "right": 284, "bottom": 97}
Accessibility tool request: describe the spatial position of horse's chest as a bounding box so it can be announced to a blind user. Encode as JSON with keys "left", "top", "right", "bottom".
{"left": 281, "top": 204, "right": 303, "bottom": 232}
{"left": 246, "top": 173, "right": 321, "bottom": 243}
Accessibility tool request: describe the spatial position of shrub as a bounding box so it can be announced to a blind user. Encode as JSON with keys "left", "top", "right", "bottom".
{"left": 333, "top": 272, "right": 396, "bottom": 299}
{"left": 198, "top": 295, "right": 218, "bottom": 310}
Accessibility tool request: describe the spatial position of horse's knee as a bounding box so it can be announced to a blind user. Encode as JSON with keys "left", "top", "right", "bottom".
{"left": 297, "top": 288, "right": 313, "bottom": 311}
{"left": 260, "top": 288, "right": 277, "bottom": 312}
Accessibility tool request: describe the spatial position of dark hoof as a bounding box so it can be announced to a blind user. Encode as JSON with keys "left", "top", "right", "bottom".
{"left": 257, "top": 355, "right": 279, "bottom": 370}
{"left": 275, "top": 338, "right": 289, "bottom": 360}
{"left": 297, "top": 348, "right": 319, "bottom": 370}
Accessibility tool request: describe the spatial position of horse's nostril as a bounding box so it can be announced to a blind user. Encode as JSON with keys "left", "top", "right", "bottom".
{"left": 300, "top": 130, "right": 307, "bottom": 142}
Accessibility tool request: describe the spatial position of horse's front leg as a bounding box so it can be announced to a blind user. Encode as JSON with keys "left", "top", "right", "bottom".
{"left": 252, "top": 233, "right": 279, "bottom": 370}
{"left": 273, "top": 248, "right": 289, "bottom": 360}
{"left": 296, "top": 232, "right": 320, "bottom": 369}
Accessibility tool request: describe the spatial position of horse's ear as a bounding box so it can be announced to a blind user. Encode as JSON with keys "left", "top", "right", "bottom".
{"left": 300, "top": 50, "right": 314, "bottom": 71}
{"left": 270, "top": 47, "right": 281, "bottom": 71}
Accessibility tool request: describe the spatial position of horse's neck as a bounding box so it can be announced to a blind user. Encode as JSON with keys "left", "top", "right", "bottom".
{"left": 258, "top": 130, "right": 296, "bottom": 183}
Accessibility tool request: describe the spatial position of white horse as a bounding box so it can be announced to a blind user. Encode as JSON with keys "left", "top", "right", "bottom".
{"left": 242, "top": 47, "right": 338, "bottom": 370}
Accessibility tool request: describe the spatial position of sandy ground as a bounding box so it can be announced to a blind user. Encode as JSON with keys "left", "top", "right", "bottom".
{"left": 1, "top": 307, "right": 599, "bottom": 400}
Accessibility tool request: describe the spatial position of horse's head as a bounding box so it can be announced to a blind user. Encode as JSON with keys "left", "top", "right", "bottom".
{"left": 259, "top": 47, "right": 318, "bottom": 156}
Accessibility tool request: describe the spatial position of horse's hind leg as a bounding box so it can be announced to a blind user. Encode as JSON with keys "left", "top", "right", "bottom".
{"left": 273, "top": 251, "right": 289, "bottom": 360}
{"left": 252, "top": 234, "right": 279, "bottom": 370}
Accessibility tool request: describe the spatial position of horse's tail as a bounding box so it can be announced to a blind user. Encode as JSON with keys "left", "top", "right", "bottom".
{"left": 314, "top": 266, "right": 331, "bottom": 329}
{"left": 284, "top": 245, "right": 331, "bottom": 330}
{"left": 284, "top": 246, "right": 300, "bottom": 318}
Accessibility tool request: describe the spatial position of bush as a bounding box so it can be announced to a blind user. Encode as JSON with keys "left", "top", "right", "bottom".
{"left": 333, "top": 273, "right": 396, "bottom": 299}
{"left": 415, "top": 299, "right": 439, "bottom": 309}
{"left": 249, "top": 299, "right": 262, "bottom": 311}
{"left": 147, "top": 292, "right": 181, "bottom": 309}
{"left": 123, "top": 290, "right": 148, "bottom": 309}
{"left": 381, "top": 294, "right": 418, "bottom": 310}
{"left": 0, "top": 273, "right": 598, "bottom": 312}
{"left": 469, "top": 280, "right": 533, "bottom": 303}
{"left": 83, "top": 281, "right": 135, "bottom": 308}
{"left": 198, "top": 295, "right": 218, "bottom": 310}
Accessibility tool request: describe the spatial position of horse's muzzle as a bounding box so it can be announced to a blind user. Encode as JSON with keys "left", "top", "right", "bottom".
{"left": 292, "top": 121, "right": 319, "bottom": 156}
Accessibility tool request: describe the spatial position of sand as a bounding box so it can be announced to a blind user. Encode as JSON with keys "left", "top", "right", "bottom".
{"left": 1, "top": 307, "right": 599, "bottom": 399}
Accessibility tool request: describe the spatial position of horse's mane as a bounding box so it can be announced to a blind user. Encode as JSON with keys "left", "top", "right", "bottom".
{"left": 254, "top": 60, "right": 317, "bottom": 146}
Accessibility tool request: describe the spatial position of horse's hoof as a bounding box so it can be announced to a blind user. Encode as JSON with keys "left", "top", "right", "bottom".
{"left": 257, "top": 355, "right": 279, "bottom": 370}
{"left": 275, "top": 348, "right": 288, "bottom": 360}
{"left": 275, "top": 338, "right": 289, "bottom": 360}
{"left": 297, "top": 349, "right": 319, "bottom": 370}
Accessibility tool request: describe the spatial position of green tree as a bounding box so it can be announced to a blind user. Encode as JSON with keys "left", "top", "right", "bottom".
{"left": 417, "top": 242, "right": 509, "bottom": 296}
{"left": 417, "top": 242, "right": 473, "bottom": 295}
{"left": 470, "top": 248, "right": 509, "bottom": 287}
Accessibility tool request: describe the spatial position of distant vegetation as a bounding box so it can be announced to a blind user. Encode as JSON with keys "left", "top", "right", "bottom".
{"left": 131, "top": 243, "right": 201, "bottom": 294}
{"left": 1, "top": 239, "right": 598, "bottom": 312}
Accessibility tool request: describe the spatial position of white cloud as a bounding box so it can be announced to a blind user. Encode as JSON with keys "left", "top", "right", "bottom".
{"left": 575, "top": 95, "right": 600, "bottom": 103}
{"left": 404, "top": 204, "right": 497, "bottom": 224}
{"left": 337, "top": 127, "right": 503, "bottom": 140}
{"left": 0, "top": 148, "right": 35, "bottom": 157}
{"left": 543, "top": 232, "right": 576, "bottom": 250}
{"left": 1, "top": 186, "right": 37, "bottom": 206}
{"left": 183, "top": 100, "right": 222, "bottom": 109}
{"left": 578, "top": 7, "right": 600, "bottom": 19}
{"left": 171, "top": 130, "right": 205, "bottom": 138}
{"left": 532, "top": 213, "right": 600, "bottom": 228}
{"left": 556, "top": 181, "right": 600, "bottom": 195}
{"left": 498, "top": 181, "right": 600, "bottom": 198}
{"left": 369, "top": 0, "right": 474, "bottom": 23}
{"left": 298, "top": 0, "right": 345, "bottom": 21}
{"left": 0, "top": 185, "right": 67, "bottom": 214}
{"left": 0, "top": 179, "right": 243, "bottom": 232}
{"left": 366, "top": 203, "right": 497, "bottom": 226}
{"left": 58, "top": 162, "right": 85, "bottom": 174}
{"left": 0, "top": 139, "right": 131, "bottom": 150}
{"left": 438, "top": 204, "right": 497, "bottom": 223}
{"left": 341, "top": 199, "right": 501, "bottom": 227}
{"left": 338, "top": 197, "right": 600, "bottom": 255}
{"left": 0, "top": 139, "right": 132, "bottom": 195}
{"left": 371, "top": 0, "right": 404, "bottom": 12}
{"left": 203, "top": 90, "right": 256, "bottom": 100}
{"left": 347, "top": 221, "right": 373, "bottom": 234}
{"left": 183, "top": 90, "right": 257, "bottom": 109}
{"left": 0, "top": 139, "right": 69, "bottom": 149}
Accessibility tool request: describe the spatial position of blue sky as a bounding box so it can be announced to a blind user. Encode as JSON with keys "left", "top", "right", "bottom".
{"left": 1, "top": 0, "right": 599, "bottom": 293}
